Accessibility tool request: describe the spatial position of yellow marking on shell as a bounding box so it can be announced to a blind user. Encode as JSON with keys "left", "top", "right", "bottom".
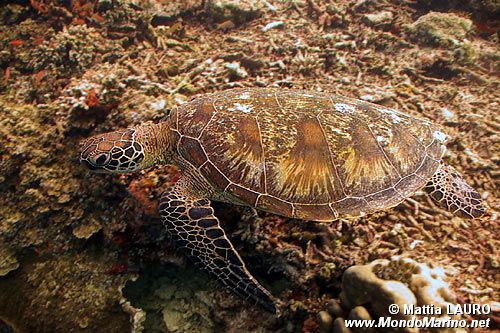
{"left": 277, "top": 153, "right": 333, "bottom": 199}
{"left": 329, "top": 126, "right": 352, "bottom": 141}
{"left": 374, "top": 123, "right": 424, "bottom": 174}
{"left": 226, "top": 132, "right": 236, "bottom": 145}
{"left": 340, "top": 145, "right": 393, "bottom": 187}
{"left": 220, "top": 118, "right": 264, "bottom": 189}
{"left": 224, "top": 135, "right": 261, "bottom": 169}
{"left": 225, "top": 145, "right": 263, "bottom": 188}
{"left": 274, "top": 119, "right": 334, "bottom": 201}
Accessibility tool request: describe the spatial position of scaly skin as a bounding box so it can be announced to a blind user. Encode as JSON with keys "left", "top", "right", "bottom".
{"left": 159, "top": 178, "right": 277, "bottom": 313}
{"left": 425, "top": 164, "right": 485, "bottom": 218}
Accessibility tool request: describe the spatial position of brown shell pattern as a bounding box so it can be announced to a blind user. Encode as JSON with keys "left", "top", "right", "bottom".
{"left": 169, "top": 88, "right": 445, "bottom": 221}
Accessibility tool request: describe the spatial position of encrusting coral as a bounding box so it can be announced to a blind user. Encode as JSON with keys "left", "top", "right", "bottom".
{"left": 338, "top": 257, "right": 462, "bottom": 333}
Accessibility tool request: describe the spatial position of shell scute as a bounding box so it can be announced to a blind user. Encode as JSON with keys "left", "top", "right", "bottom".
{"left": 226, "top": 184, "right": 259, "bottom": 206}
{"left": 213, "top": 89, "right": 278, "bottom": 115}
{"left": 333, "top": 197, "right": 368, "bottom": 217}
{"left": 274, "top": 90, "right": 332, "bottom": 115}
{"left": 178, "top": 136, "right": 207, "bottom": 167}
{"left": 200, "top": 112, "right": 265, "bottom": 193}
{"left": 199, "top": 161, "right": 230, "bottom": 189}
{"left": 332, "top": 121, "right": 400, "bottom": 198}
{"left": 177, "top": 97, "right": 215, "bottom": 138}
{"left": 293, "top": 204, "right": 336, "bottom": 221}
{"left": 258, "top": 114, "right": 343, "bottom": 203}
{"left": 364, "top": 188, "right": 403, "bottom": 211}
{"left": 414, "top": 155, "right": 441, "bottom": 180}
{"left": 256, "top": 195, "right": 293, "bottom": 217}
{"left": 366, "top": 120, "right": 426, "bottom": 176}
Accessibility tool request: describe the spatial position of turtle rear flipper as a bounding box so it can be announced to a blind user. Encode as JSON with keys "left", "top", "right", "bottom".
{"left": 159, "top": 178, "right": 277, "bottom": 313}
{"left": 425, "top": 164, "right": 485, "bottom": 218}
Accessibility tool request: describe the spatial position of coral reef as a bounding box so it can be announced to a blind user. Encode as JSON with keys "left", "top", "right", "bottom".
{"left": 29, "top": 25, "right": 121, "bottom": 77}
{"left": 0, "top": 73, "right": 146, "bottom": 333}
{"left": 0, "top": 247, "right": 18, "bottom": 277}
{"left": 362, "top": 11, "right": 394, "bottom": 28}
{"left": 0, "top": 251, "right": 130, "bottom": 333}
{"left": 0, "top": 0, "right": 497, "bottom": 332}
{"left": 123, "top": 264, "right": 283, "bottom": 332}
{"left": 404, "top": 12, "right": 473, "bottom": 48}
{"left": 125, "top": 265, "right": 219, "bottom": 332}
{"left": 416, "top": 0, "right": 500, "bottom": 19}
{"left": 204, "top": 0, "right": 263, "bottom": 25}
{"left": 131, "top": 0, "right": 203, "bottom": 21}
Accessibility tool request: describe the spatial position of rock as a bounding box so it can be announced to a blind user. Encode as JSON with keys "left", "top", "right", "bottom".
{"left": 225, "top": 61, "right": 248, "bottom": 80}
{"left": 318, "top": 310, "right": 333, "bottom": 333}
{"left": 204, "top": 0, "right": 263, "bottom": 25}
{"left": 404, "top": 12, "right": 473, "bottom": 48}
{"left": 262, "top": 20, "right": 284, "bottom": 32}
{"left": 121, "top": 301, "right": 146, "bottom": 333}
{"left": 327, "top": 299, "right": 346, "bottom": 318}
{"left": 348, "top": 306, "right": 375, "bottom": 333}
{"left": 408, "top": 260, "right": 456, "bottom": 308}
{"left": 340, "top": 259, "right": 417, "bottom": 328}
{"left": 0, "top": 252, "right": 131, "bottom": 332}
{"left": 363, "top": 11, "right": 394, "bottom": 27}
{"left": 0, "top": 320, "right": 16, "bottom": 332}
{"left": 415, "top": 0, "right": 500, "bottom": 19}
{"left": 332, "top": 317, "right": 352, "bottom": 333}
{"left": 348, "top": 306, "right": 372, "bottom": 321}
{"left": 0, "top": 247, "right": 19, "bottom": 277}
{"left": 0, "top": 4, "right": 29, "bottom": 25}
{"left": 125, "top": 265, "right": 217, "bottom": 333}
{"left": 130, "top": 0, "right": 203, "bottom": 22}
{"left": 72, "top": 218, "right": 102, "bottom": 239}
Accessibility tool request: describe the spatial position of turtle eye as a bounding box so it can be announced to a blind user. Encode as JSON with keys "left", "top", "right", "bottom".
{"left": 92, "top": 153, "right": 110, "bottom": 166}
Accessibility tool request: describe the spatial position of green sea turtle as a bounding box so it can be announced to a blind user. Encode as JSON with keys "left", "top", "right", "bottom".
{"left": 79, "top": 88, "right": 485, "bottom": 313}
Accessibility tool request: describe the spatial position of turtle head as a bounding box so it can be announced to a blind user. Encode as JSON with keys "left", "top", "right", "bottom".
{"left": 79, "top": 123, "right": 170, "bottom": 173}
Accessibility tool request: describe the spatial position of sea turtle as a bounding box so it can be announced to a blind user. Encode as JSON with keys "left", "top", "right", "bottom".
{"left": 79, "top": 88, "right": 485, "bottom": 313}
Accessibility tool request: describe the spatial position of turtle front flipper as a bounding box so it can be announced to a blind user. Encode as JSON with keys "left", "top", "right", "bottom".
{"left": 425, "top": 164, "right": 485, "bottom": 218}
{"left": 159, "top": 179, "right": 277, "bottom": 313}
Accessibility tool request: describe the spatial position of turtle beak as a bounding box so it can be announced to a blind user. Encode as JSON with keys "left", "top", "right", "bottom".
{"left": 79, "top": 159, "right": 111, "bottom": 174}
{"left": 79, "top": 138, "right": 99, "bottom": 171}
{"left": 79, "top": 143, "right": 95, "bottom": 170}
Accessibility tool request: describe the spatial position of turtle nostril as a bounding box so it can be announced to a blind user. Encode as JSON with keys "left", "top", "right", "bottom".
{"left": 81, "top": 144, "right": 97, "bottom": 158}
